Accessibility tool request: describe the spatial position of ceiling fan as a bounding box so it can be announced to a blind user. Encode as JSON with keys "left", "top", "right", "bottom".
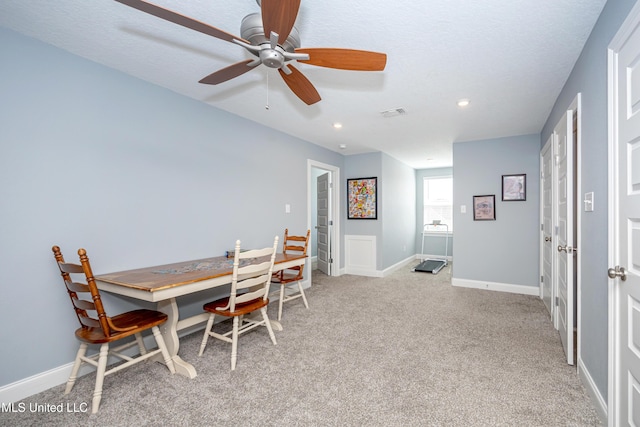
{"left": 114, "top": 0, "right": 387, "bottom": 105}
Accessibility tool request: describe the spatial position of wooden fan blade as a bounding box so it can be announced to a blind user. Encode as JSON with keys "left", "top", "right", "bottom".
{"left": 295, "top": 48, "right": 387, "bottom": 71}
{"left": 199, "top": 60, "right": 257, "bottom": 85}
{"left": 115, "top": 0, "right": 248, "bottom": 44}
{"left": 261, "top": 0, "right": 301, "bottom": 45}
{"left": 278, "top": 65, "right": 321, "bottom": 105}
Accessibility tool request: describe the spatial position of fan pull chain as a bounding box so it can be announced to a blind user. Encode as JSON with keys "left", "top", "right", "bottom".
{"left": 265, "top": 71, "right": 270, "bottom": 110}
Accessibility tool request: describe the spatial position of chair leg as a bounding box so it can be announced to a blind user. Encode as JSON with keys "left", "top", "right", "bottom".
{"left": 261, "top": 307, "right": 277, "bottom": 345}
{"left": 134, "top": 332, "right": 147, "bottom": 355}
{"left": 152, "top": 326, "right": 175, "bottom": 374}
{"left": 198, "top": 314, "right": 215, "bottom": 357}
{"left": 65, "top": 343, "right": 87, "bottom": 395}
{"left": 298, "top": 282, "right": 309, "bottom": 309}
{"left": 278, "top": 283, "right": 285, "bottom": 321}
{"left": 91, "top": 343, "right": 109, "bottom": 414}
{"left": 230, "top": 316, "right": 239, "bottom": 371}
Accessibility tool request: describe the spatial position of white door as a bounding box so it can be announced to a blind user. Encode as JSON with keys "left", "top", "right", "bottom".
{"left": 541, "top": 135, "right": 555, "bottom": 317}
{"left": 316, "top": 172, "right": 331, "bottom": 275}
{"left": 609, "top": 5, "right": 640, "bottom": 424}
{"left": 555, "top": 109, "right": 575, "bottom": 366}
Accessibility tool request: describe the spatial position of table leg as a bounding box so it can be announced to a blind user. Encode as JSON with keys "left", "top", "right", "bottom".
{"left": 245, "top": 312, "right": 283, "bottom": 331}
{"left": 156, "top": 297, "right": 197, "bottom": 378}
{"left": 270, "top": 319, "right": 283, "bottom": 331}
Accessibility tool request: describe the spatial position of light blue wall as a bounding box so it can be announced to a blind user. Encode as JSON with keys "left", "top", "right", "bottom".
{"left": 452, "top": 135, "right": 540, "bottom": 287}
{"left": 541, "top": 0, "right": 637, "bottom": 402}
{"left": 381, "top": 153, "right": 416, "bottom": 269}
{"left": 343, "top": 152, "right": 384, "bottom": 267}
{"left": 0, "top": 28, "right": 343, "bottom": 387}
{"left": 415, "top": 167, "right": 454, "bottom": 258}
{"left": 343, "top": 152, "right": 416, "bottom": 270}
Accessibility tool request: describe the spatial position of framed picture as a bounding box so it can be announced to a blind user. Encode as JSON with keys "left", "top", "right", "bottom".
{"left": 502, "top": 174, "right": 526, "bottom": 201}
{"left": 473, "top": 195, "right": 496, "bottom": 220}
{"left": 347, "top": 177, "right": 377, "bottom": 219}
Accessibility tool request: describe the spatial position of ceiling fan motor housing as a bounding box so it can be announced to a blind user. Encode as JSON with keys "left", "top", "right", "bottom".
{"left": 240, "top": 13, "right": 301, "bottom": 54}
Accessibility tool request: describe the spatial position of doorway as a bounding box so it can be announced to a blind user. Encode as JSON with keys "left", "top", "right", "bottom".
{"left": 539, "top": 94, "right": 581, "bottom": 366}
{"left": 307, "top": 160, "right": 340, "bottom": 277}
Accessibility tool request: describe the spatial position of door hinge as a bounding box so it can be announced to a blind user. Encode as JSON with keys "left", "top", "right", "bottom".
{"left": 541, "top": 276, "right": 543, "bottom": 283}
{"left": 555, "top": 297, "right": 559, "bottom": 306}
{"left": 329, "top": 258, "right": 333, "bottom": 264}
{"left": 329, "top": 220, "right": 333, "bottom": 226}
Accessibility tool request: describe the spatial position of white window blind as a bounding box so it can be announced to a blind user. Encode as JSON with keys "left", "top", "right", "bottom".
{"left": 423, "top": 176, "right": 453, "bottom": 232}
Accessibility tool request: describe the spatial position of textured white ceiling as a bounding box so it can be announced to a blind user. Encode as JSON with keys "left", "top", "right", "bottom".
{"left": 0, "top": 0, "right": 607, "bottom": 168}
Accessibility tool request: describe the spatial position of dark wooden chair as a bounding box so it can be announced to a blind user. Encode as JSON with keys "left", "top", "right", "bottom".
{"left": 52, "top": 246, "right": 175, "bottom": 414}
{"left": 271, "top": 229, "right": 310, "bottom": 321}
{"left": 198, "top": 237, "right": 279, "bottom": 370}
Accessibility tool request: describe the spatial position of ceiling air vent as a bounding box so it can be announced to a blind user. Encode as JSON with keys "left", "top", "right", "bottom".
{"left": 380, "top": 108, "right": 407, "bottom": 118}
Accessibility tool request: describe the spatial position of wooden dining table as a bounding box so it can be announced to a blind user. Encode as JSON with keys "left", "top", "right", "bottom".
{"left": 94, "top": 252, "right": 307, "bottom": 378}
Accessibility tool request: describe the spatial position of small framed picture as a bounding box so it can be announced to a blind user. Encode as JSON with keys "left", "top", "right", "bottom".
{"left": 502, "top": 174, "right": 526, "bottom": 201}
{"left": 473, "top": 195, "right": 496, "bottom": 221}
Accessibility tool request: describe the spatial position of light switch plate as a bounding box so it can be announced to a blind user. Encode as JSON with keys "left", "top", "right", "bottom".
{"left": 584, "top": 192, "right": 594, "bottom": 212}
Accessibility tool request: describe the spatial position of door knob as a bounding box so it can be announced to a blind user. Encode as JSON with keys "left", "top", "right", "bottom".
{"left": 545, "top": 236, "right": 551, "bottom": 242}
{"left": 608, "top": 266, "right": 627, "bottom": 281}
{"left": 558, "top": 245, "right": 567, "bottom": 253}
{"left": 558, "top": 245, "right": 577, "bottom": 254}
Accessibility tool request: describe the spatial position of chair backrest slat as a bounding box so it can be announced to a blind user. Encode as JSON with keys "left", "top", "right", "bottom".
{"left": 66, "top": 280, "right": 90, "bottom": 293}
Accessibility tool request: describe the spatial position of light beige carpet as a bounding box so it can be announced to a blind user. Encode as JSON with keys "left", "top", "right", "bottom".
{"left": 0, "top": 264, "right": 602, "bottom": 426}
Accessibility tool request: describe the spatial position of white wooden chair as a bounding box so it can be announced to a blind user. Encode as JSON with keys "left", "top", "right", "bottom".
{"left": 198, "top": 237, "right": 279, "bottom": 370}
{"left": 52, "top": 246, "right": 175, "bottom": 414}
{"left": 271, "top": 229, "right": 310, "bottom": 321}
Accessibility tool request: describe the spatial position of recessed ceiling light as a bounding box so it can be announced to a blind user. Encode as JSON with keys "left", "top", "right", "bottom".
{"left": 457, "top": 99, "right": 470, "bottom": 108}
{"left": 333, "top": 122, "right": 343, "bottom": 129}
{"left": 339, "top": 144, "right": 347, "bottom": 149}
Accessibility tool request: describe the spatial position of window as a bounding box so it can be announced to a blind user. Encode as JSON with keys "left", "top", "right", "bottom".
{"left": 423, "top": 176, "right": 453, "bottom": 232}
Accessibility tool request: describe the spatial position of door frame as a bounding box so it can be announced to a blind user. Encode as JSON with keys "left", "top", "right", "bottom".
{"left": 574, "top": 95, "right": 583, "bottom": 370}
{"left": 539, "top": 94, "right": 582, "bottom": 366}
{"left": 307, "top": 159, "right": 341, "bottom": 276}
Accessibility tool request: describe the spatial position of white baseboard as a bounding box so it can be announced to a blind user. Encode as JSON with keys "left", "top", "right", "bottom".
{"left": 451, "top": 277, "right": 539, "bottom": 296}
{"left": 578, "top": 357, "right": 607, "bottom": 424}
{"left": 0, "top": 361, "right": 82, "bottom": 405}
{"left": 415, "top": 254, "right": 452, "bottom": 262}
{"left": 382, "top": 256, "right": 418, "bottom": 277}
